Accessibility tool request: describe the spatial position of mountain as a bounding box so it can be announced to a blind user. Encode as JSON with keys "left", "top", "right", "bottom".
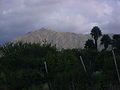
{"left": 14, "top": 28, "right": 102, "bottom": 49}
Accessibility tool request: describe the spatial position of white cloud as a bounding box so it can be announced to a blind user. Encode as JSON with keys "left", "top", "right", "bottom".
{"left": 0, "top": 0, "right": 120, "bottom": 42}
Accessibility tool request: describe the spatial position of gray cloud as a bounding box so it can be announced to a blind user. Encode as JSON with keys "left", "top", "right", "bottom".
{"left": 0, "top": 0, "right": 120, "bottom": 43}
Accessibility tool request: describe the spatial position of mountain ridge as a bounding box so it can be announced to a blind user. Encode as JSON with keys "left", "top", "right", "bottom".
{"left": 14, "top": 28, "right": 102, "bottom": 49}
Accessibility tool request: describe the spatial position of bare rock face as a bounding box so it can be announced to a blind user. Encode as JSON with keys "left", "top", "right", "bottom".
{"left": 14, "top": 28, "right": 92, "bottom": 49}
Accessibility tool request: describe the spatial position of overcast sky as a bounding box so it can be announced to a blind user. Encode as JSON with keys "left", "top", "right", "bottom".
{"left": 0, "top": 0, "right": 120, "bottom": 43}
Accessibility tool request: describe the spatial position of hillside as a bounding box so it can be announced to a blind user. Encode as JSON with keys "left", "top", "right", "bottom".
{"left": 14, "top": 28, "right": 103, "bottom": 49}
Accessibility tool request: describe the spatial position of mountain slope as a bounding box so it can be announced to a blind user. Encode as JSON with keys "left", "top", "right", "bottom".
{"left": 14, "top": 28, "right": 92, "bottom": 49}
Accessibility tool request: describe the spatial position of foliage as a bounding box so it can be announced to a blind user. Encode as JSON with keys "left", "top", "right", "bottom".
{"left": 0, "top": 28, "right": 120, "bottom": 89}
{"left": 84, "top": 39, "right": 95, "bottom": 50}
{"left": 101, "top": 34, "right": 112, "bottom": 50}
{"left": 90, "top": 26, "right": 102, "bottom": 50}
{"left": 112, "top": 34, "right": 120, "bottom": 52}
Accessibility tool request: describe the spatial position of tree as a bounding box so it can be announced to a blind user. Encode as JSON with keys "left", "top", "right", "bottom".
{"left": 112, "top": 34, "right": 120, "bottom": 50}
{"left": 101, "top": 34, "right": 112, "bottom": 50}
{"left": 91, "top": 26, "right": 102, "bottom": 50}
{"left": 84, "top": 39, "right": 95, "bottom": 50}
{"left": 0, "top": 42, "right": 57, "bottom": 90}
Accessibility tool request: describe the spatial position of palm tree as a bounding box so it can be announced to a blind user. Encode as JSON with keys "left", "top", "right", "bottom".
{"left": 101, "top": 34, "right": 111, "bottom": 50}
{"left": 91, "top": 26, "right": 102, "bottom": 50}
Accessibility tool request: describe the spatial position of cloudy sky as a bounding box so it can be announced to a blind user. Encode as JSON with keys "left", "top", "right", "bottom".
{"left": 0, "top": 0, "right": 120, "bottom": 43}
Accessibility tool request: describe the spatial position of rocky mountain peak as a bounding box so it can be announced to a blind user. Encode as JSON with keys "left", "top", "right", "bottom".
{"left": 14, "top": 28, "right": 91, "bottom": 49}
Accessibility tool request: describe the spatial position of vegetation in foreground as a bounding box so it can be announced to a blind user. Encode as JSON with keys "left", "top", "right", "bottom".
{"left": 0, "top": 26, "right": 120, "bottom": 90}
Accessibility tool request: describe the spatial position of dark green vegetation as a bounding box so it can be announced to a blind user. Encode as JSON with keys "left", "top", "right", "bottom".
{"left": 0, "top": 26, "right": 120, "bottom": 90}
{"left": 90, "top": 26, "right": 102, "bottom": 50}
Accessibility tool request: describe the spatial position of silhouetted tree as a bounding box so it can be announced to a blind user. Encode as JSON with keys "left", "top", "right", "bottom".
{"left": 112, "top": 34, "right": 120, "bottom": 50}
{"left": 84, "top": 39, "right": 95, "bottom": 50}
{"left": 101, "top": 34, "right": 112, "bottom": 50}
{"left": 91, "top": 26, "right": 102, "bottom": 50}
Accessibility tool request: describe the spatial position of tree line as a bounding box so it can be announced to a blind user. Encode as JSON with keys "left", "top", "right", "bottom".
{"left": 0, "top": 26, "right": 120, "bottom": 90}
